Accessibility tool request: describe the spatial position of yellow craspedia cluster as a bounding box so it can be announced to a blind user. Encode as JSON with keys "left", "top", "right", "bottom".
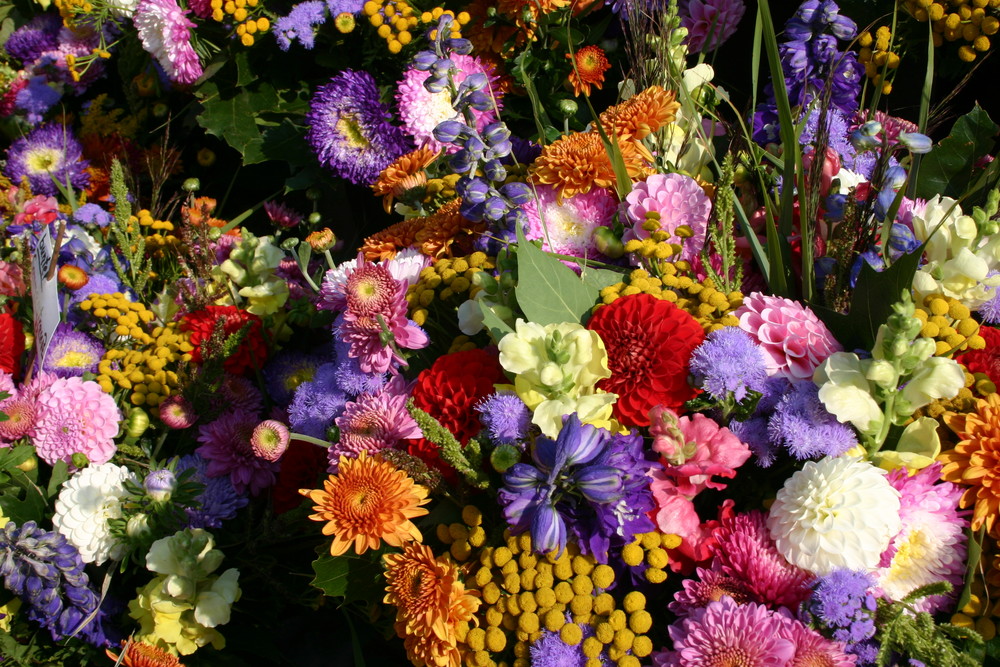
{"left": 406, "top": 253, "right": 495, "bottom": 326}
{"left": 620, "top": 531, "right": 681, "bottom": 585}
{"left": 78, "top": 293, "right": 156, "bottom": 343}
{"left": 209, "top": 0, "right": 270, "bottom": 46}
{"left": 913, "top": 294, "right": 985, "bottom": 356}
{"left": 857, "top": 26, "right": 899, "bottom": 94}
{"left": 132, "top": 209, "right": 180, "bottom": 255}
{"left": 53, "top": 0, "right": 94, "bottom": 32}
{"left": 902, "top": 0, "right": 1000, "bottom": 61}
{"left": 448, "top": 334, "right": 480, "bottom": 354}
{"left": 598, "top": 268, "right": 743, "bottom": 334}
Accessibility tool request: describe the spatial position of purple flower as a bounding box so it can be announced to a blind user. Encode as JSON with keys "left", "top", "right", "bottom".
{"left": 768, "top": 382, "right": 858, "bottom": 460}
{"left": 326, "top": 0, "right": 363, "bottom": 14}
{"left": 273, "top": 1, "right": 327, "bottom": 50}
{"left": 305, "top": 69, "right": 412, "bottom": 185}
{"left": 177, "top": 453, "right": 249, "bottom": 529}
{"left": 476, "top": 391, "right": 532, "bottom": 446}
{"left": 195, "top": 410, "right": 280, "bottom": 495}
{"left": 680, "top": 0, "right": 746, "bottom": 53}
{"left": 801, "top": 568, "right": 877, "bottom": 663}
{"left": 529, "top": 629, "right": 586, "bottom": 667}
{"left": 288, "top": 373, "right": 347, "bottom": 439}
{"left": 4, "top": 14, "right": 62, "bottom": 64}
{"left": 263, "top": 349, "right": 320, "bottom": 406}
{"left": 333, "top": 339, "right": 388, "bottom": 396}
{"left": 74, "top": 203, "right": 112, "bottom": 227}
{"left": 41, "top": 325, "right": 105, "bottom": 378}
{"left": 689, "top": 327, "right": 768, "bottom": 402}
{"left": 4, "top": 123, "right": 90, "bottom": 196}
{"left": 15, "top": 75, "right": 61, "bottom": 124}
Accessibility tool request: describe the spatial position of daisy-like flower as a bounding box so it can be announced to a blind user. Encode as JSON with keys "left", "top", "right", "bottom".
{"left": 32, "top": 376, "right": 121, "bottom": 466}
{"left": 41, "top": 325, "right": 104, "bottom": 378}
{"left": 941, "top": 393, "right": 1000, "bottom": 537}
{"left": 621, "top": 173, "right": 712, "bottom": 263}
{"left": 196, "top": 410, "right": 280, "bottom": 496}
{"left": 371, "top": 146, "right": 439, "bottom": 213}
{"left": 300, "top": 451, "right": 430, "bottom": 556}
{"left": 133, "top": 0, "right": 203, "bottom": 85}
{"left": 330, "top": 388, "right": 421, "bottom": 471}
{"left": 106, "top": 640, "right": 184, "bottom": 667}
{"left": 522, "top": 184, "right": 618, "bottom": 260}
{"left": 306, "top": 69, "right": 412, "bottom": 185}
{"left": 530, "top": 131, "right": 647, "bottom": 202}
{"left": 52, "top": 462, "right": 137, "bottom": 565}
{"left": 3, "top": 123, "right": 90, "bottom": 197}
{"left": 567, "top": 45, "right": 612, "bottom": 97}
{"left": 360, "top": 217, "right": 425, "bottom": 261}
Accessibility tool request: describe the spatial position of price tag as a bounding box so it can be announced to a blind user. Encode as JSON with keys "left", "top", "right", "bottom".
{"left": 29, "top": 227, "right": 61, "bottom": 369}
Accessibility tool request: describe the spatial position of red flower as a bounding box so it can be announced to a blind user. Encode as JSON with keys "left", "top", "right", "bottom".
{"left": 958, "top": 325, "right": 1000, "bottom": 387}
{"left": 0, "top": 310, "right": 25, "bottom": 378}
{"left": 405, "top": 348, "right": 507, "bottom": 479}
{"left": 181, "top": 305, "right": 267, "bottom": 375}
{"left": 272, "top": 438, "right": 328, "bottom": 514}
{"left": 586, "top": 293, "right": 704, "bottom": 427}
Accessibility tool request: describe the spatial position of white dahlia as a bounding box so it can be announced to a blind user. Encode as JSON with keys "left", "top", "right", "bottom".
{"left": 767, "top": 456, "right": 901, "bottom": 576}
{"left": 53, "top": 463, "right": 137, "bottom": 565}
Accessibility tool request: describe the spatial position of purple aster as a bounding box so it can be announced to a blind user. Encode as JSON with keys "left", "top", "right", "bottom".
{"left": 74, "top": 203, "right": 112, "bottom": 227}
{"left": 305, "top": 69, "right": 412, "bottom": 185}
{"left": 475, "top": 391, "right": 532, "bottom": 445}
{"left": 768, "top": 381, "right": 858, "bottom": 460}
{"left": 177, "top": 453, "right": 249, "bottom": 529}
{"left": 4, "top": 123, "right": 91, "bottom": 197}
{"left": 328, "top": 387, "right": 421, "bottom": 471}
{"left": 4, "top": 14, "right": 62, "bottom": 64}
{"left": 273, "top": 1, "right": 327, "bottom": 51}
{"left": 529, "top": 629, "right": 586, "bottom": 667}
{"left": 41, "top": 324, "right": 105, "bottom": 378}
{"left": 288, "top": 375, "right": 347, "bottom": 439}
{"left": 218, "top": 375, "right": 264, "bottom": 415}
{"left": 15, "top": 75, "right": 61, "bottom": 124}
{"left": 195, "top": 409, "right": 280, "bottom": 495}
{"left": 689, "top": 326, "right": 768, "bottom": 402}
{"left": 263, "top": 349, "right": 321, "bottom": 406}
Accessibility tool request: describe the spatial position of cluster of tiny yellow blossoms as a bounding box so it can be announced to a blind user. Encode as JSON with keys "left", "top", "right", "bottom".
{"left": 447, "top": 335, "right": 479, "bottom": 354}
{"left": 209, "top": 0, "right": 270, "bottom": 46}
{"left": 857, "top": 27, "right": 899, "bottom": 94}
{"left": 363, "top": 1, "right": 469, "bottom": 53}
{"left": 620, "top": 531, "right": 682, "bottom": 585}
{"left": 79, "top": 94, "right": 143, "bottom": 140}
{"left": 132, "top": 209, "right": 180, "bottom": 255}
{"left": 952, "top": 538, "right": 1000, "bottom": 640}
{"left": 424, "top": 174, "right": 461, "bottom": 208}
{"left": 913, "top": 295, "right": 985, "bottom": 356}
{"left": 902, "top": 0, "right": 1000, "bottom": 61}
{"left": 406, "top": 253, "right": 495, "bottom": 327}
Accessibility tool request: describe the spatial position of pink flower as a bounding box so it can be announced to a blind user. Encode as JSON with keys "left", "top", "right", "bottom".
{"left": 13, "top": 195, "right": 58, "bottom": 228}
{"left": 650, "top": 408, "right": 751, "bottom": 497}
{"left": 134, "top": 0, "right": 203, "bottom": 85}
{"left": 0, "top": 260, "right": 26, "bottom": 298}
{"left": 681, "top": 0, "right": 746, "bottom": 53}
{"left": 32, "top": 377, "right": 121, "bottom": 466}
{"left": 522, "top": 185, "right": 618, "bottom": 261}
{"left": 776, "top": 614, "right": 858, "bottom": 667}
{"left": 735, "top": 292, "right": 842, "bottom": 381}
{"left": 649, "top": 472, "right": 734, "bottom": 573}
{"left": 329, "top": 387, "right": 421, "bottom": 471}
{"left": 621, "top": 173, "right": 712, "bottom": 263}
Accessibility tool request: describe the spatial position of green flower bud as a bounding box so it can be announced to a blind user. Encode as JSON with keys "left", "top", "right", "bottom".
{"left": 592, "top": 227, "right": 624, "bottom": 259}
{"left": 182, "top": 178, "right": 200, "bottom": 193}
{"left": 71, "top": 453, "right": 90, "bottom": 469}
{"left": 557, "top": 99, "right": 579, "bottom": 118}
{"left": 125, "top": 407, "right": 150, "bottom": 442}
{"left": 491, "top": 444, "right": 521, "bottom": 473}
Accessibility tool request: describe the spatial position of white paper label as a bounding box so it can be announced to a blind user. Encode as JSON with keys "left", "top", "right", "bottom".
{"left": 29, "top": 227, "right": 61, "bottom": 369}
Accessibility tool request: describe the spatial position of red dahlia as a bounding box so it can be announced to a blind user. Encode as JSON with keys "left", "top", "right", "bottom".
{"left": 957, "top": 325, "right": 1000, "bottom": 388}
{"left": 181, "top": 305, "right": 267, "bottom": 375}
{"left": 586, "top": 293, "right": 704, "bottom": 427}
{"left": 0, "top": 310, "right": 25, "bottom": 378}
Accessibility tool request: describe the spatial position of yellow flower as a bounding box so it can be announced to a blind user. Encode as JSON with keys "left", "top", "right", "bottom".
{"left": 0, "top": 598, "right": 21, "bottom": 632}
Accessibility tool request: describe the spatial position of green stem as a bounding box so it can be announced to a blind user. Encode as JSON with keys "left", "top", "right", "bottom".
{"left": 291, "top": 433, "right": 332, "bottom": 448}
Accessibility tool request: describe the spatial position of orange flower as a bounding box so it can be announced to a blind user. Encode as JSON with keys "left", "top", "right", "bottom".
{"left": 300, "top": 452, "right": 430, "bottom": 556}
{"left": 941, "top": 393, "right": 1000, "bottom": 536}
{"left": 530, "top": 131, "right": 647, "bottom": 202}
{"left": 372, "top": 147, "right": 440, "bottom": 213}
{"left": 414, "top": 199, "right": 486, "bottom": 258}
{"left": 567, "top": 45, "right": 612, "bottom": 97}
{"left": 599, "top": 85, "right": 681, "bottom": 143}
{"left": 384, "top": 542, "right": 480, "bottom": 667}
{"left": 106, "top": 640, "right": 184, "bottom": 667}
{"left": 361, "top": 217, "right": 426, "bottom": 262}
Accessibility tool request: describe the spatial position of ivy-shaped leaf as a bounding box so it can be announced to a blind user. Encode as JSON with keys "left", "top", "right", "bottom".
{"left": 514, "top": 224, "right": 599, "bottom": 326}
{"left": 310, "top": 552, "right": 387, "bottom": 603}
{"left": 310, "top": 554, "right": 350, "bottom": 598}
{"left": 479, "top": 300, "right": 514, "bottom": 345}
{"left": 916, "top": 105, "right": 998, "bottom": 200}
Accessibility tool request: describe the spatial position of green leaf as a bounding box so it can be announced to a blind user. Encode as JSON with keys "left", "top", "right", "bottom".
{"left": 578, "top": 266, "right": 626, "bottom": 292}
{"left": 45, "top": 461, "right": 69, "bottom": 499}
{"left": 0, "top": 468, "right": 48, "bottom": 525}
{"left": 958, "top": 525, "right": 986, "bottom": 612}
{"left": 196, "top": 82, "right": 279, "bottom": 165}
{"left": 480, "top": 301, "right": 514, "bottom": 344}
{"left": 514, "top": 225, "right": 599, "bottom": 326}
{"left": 916, "top": 105, "right": 999, "bottom": 200}
{"left": 310, "top": 554, "right": 350, "bottom": 597}
{"left": 310, "top": 553, "right": 386, "bottom": 603}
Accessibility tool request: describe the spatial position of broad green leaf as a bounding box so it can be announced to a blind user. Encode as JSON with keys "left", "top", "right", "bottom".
{"left": 46, "top": 460, "right": 69, "bottom": 498}
{"left": 0, "top": 468, "right": 48, "bottom": 525}
{"left": 916, "top": 105, "right": 998, "bottom": 200}
{"left": 196, "top": 83, "right": 279, "bottom": 165}
{"left": 514, "top": 225, "right": 599, "bottom": 326}
{"left": 578, "top": 266, "right": 626, "bottom": 292}
{"left": 310, "top": 554, "right": 350, "bottom": 597}
{"left": 310, "top": 553, "right": 386, "bottom": 603}
{"left": 480, "top": 301, "right": 514, "bottom": 345}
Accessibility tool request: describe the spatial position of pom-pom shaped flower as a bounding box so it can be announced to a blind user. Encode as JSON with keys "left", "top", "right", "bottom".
{"left": 3, "top": 123, "right": 90, "bottom": 197}
{"left": 689, "top": 326, "right": 768, "bottom": 403}
{"left": 300, "top": 451, "right": 430, "bottom": 556}
{"left": 133, "top": 0, "right": 203, "bottom": 85}
{"left": 33, "top": 376, "right": 121, "bottom": 466}
{"left": 587, "top": 293, "right": 704, "bottom": 427}
{"left": 622, "top": 173, "right": 712, "bottom": 263}
{"left": 530, "top": 131, "right": 647, "bottom": 203}
{"left": 250, "top": 420, "right": 290, "bottom": 462}
{"left": 181, "top": 305, "right": 267, "bottom": 375}
{"left": 53, "top": 463, "right": 137, "bottom": 565}
{"left": 736, "top": 292, "right": 842, "bottom": 381}
{"left": 942, "top": 393, "right": 1000, "bottom": 537}
{"left": 767, "top": 456, "right": 901, "bottom": 576}
{"left": 522, "top": 184, "right": 618, "bottom": 261}
{"left": 680, "top": 0, "right": 746, "bottom": 53}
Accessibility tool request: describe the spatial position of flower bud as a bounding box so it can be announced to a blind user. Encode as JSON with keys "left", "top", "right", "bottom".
{"left": 483, "top": 196, "right": 508, "bottom": 222}
{"left": 465, "top": 90, "right": 493, "bottom": 111}
{"left": 592, "top": 227, "right": 625, "bottom": 258}
{"left": 558, "top": 98, "right": 579, "bottom": 118}
{"left": 433, "top": 120, "right": 471, "bottom": 145}
{"left": 447, "top": 38, "right": 473, "bottom": 55}
{"left": 144, "top": 468, "right": 177, "bottom": 503}
{"left": 449, "top": 149, "right": 475, "bottom": 174}
{"left": 411, "top": 50, "right": 437, "bottom": 71}
{"left": 458, "top": 177, "right": 490, "bottom": 204}
{"left": 182, "top": 178, "right": 200, "bottom": 193}
{"left": 491, "top": 443, "right": 521, "bottom": 473}
{"left": 71, "top": 453, "right": 90, "bottom": 469}
{"left": 500, "top": 182, "right": 532, "bottom": 205}
{"left": 463, "top": 72, "right": 488, "bottom": 91}
{"left": 897, "top": 132, "right": 932, "bottom": 154}
{"left": 483, "top": 159, "right": 506, "bottom": 182}
{"left": 865, "top": 359, "right": 898, "bottom": 389}
{"left": 849, "top": 129, "right": 880, "bottom": 153}
{"left": 251, "top": 420, "right": 290, "bottom": 462}
{"left": 127, "top": 513, "right": 152, "bottom": 540}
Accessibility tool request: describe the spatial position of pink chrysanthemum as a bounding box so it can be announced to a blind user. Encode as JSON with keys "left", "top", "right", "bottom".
{"left": 735, "top": 292, "right": 842, "bottom": 381}
{"left": 196, "top": 410, "right": 280, "bottom": 495}
{"left": 32, "top": 377, "right": 121, "bottom": 466}
{"left": 876, "top": 463, "right": 968, "bottom": 613}
{"left": 329, "top": 389, "right": 421, "bottom": 471}
{"left": 251, "top": 420, "right": 291, "bottom": 462}
{"left": 0, "top": 371, "right": 16, "bottom": 400}
{"left": 776, "top": 614, "right": 858, "bottom": 667}
{"left": 0, "top": 395, "right": 35, "bottom": 443}
{"left": 395, "top": 54, "right": 503, "bottom": 152}
{"left": 681, "top": 0, "right": 746, "bottom": 54}
{"left": 522, "top": 185, "right": 618, "bottom": 260}
{"left": 670, "top": 567, "right": 755, "bottom": 619}
{"left": 621, "top": 173, "right": 712, "bottom": 263}
{"left": 133, "top": 0, "right": 203, "bottom": 85}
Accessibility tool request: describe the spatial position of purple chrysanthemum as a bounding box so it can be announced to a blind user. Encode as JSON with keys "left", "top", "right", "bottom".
{"left": 476, "top": 391, "right": 532, "bottom": 445}
{"left": 522, "top": 185, "right": 618, "bottom": 261}
{"left": 195, "top": 410, "right": 280, "bottom": 495}
{"left": 4, "top": 14, "right": 62, "bottom": 64}
{"left": 680, "top": 0, "right": 746, "bottom": 53}
{"left": 306, "top": 69, "right": 412, "bottom": 185}
{"left": 218, "top": 375, "right": 264, "bottom": 416}
{"left": 689, "top": 327, "right": 768, "bottom": 403}
{"left": 273, "top": 0, "right": 327, "bottom": 50}
{"left": 4, "top": 123, "right": 90, "bottom": 197}
{"left": 263, "top": 349, "right": 320, "bottom": 406}
{"left": 768, "top": 382, "right": 858, "bottom": 460}
{"left": 177, "top": 453, "right": 249, "bottom": 529}
{"left": 329, "top": 388, "right": 421, "bottom": 471}
{"left": 41, "top": 324, "right": 105, "bottom": 378}
{"left": 777, "top": 612, "right": 857, "bottom": 666}
{"left": 133, "top": 0, "right": 203, "bottom": 85}
{"left": 288, "top": 375, "right": 347, "bottom": 439}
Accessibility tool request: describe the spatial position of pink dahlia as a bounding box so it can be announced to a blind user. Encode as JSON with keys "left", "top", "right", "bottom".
{"left": 32, "top": 377, "right": 121, "bottom": 466}
{"left": 522, "top": 184, "right": 618, "bottom": 260}
{"left": 133, "top": 0, "right": 203, "bottom": 85}
{"left": 735, "top": 292, "right": 842, "bottom": 381}
{"left": 329, "top": 388, "right": 421, "bottom": 472}
{"left": 196, "top": 409, "right": 279, "bottom": 495}
{"left": 395, "top": 53, "right": 504, "bottom": 152}
{"left": 621, "top": 173, "right": 712, "bottom": 263}
{"left": 876, "top": 463, "right": 968, "bottom": 613}
{"left": 681, "top": 0, "right": 746, "bottom": 54}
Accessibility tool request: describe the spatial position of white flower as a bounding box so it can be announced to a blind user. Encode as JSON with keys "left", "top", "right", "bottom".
{"left": 194, "top": 568, "right": 241, "bottom": 627}
{"left": 767, "top": 456, "right": 901, "bottom": 576}
{"left": 900, "top": 356, "right": 965, "bottom": 411}
{"left": 814, "top": 353, "right": 883, "bottom": 435}
{"left": 53, "top": 463, "right": 137, "bottom": 565}
{"left": 457, "top": 294, "right": 486, "bottom": 336}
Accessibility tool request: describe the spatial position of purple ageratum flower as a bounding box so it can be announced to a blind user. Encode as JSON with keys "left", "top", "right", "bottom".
{"left": 802, "top": 568, "right": 878, "bottom": 663}
{"left": 689, "top": 327, "right": 768, "bottom": 403}
{"left": 177, "top": 453, "right": 249, "bottom": 529}
{"left": 679, "top": 0, "right": 746, "bottom": 54}
{"left": 288, "top": 372, "right": 347, "bottom": 439}
{"left": 326, "top": 0, "right": 363, "bottom": 14}
{"left": 305, "top": 69, "right": 412, "bottom": 185}
{"left": 980, "top": 272, "right": 1000, "bottom": 325}
{"left": 529, "top": 629, "right": 586, "bottom": 667}
{"left": 273, "top": 1, "right": 327, "bottom": 50}
{"left": 195, "top": 409, "right": 280, "bottom": 495}
{"left": 768, "top": 382, "right": 858, "bottom": 460}
{"left": 41, "top": 325, "right": 105, "bottom": 378}
{"left": 262, "top": 349, "right": 321, "bottom": 406}
{"left": 74, "top": 202, "right": 112, "bottom": 227}
{"left": 4, "top": 123, "right": 90, "bottom": 197}
{"left": 0, "top": 521, "right": 109, "bottom": 647}
{"left": 476, "top": 391, "right": 532, "bottom": 446}
{"left": 15, "top": 75, "right": 61, "bottom": 124}
{"left": 4, "top": 14, "right": 62, "bottom": 64}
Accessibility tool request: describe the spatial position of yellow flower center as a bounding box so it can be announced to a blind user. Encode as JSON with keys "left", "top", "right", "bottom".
{"left": 336, "top": 114, "right": 371, "bottom": 150}
{"left": 55, "top": 351, "right": 94, "bottom": 368}
{"left": 25, "top": 148, "right": 62, "bottom": 174}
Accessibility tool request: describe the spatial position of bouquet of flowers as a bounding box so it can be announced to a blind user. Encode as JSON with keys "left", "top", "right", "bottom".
{"left": 2, "top": 0, "right": 1000, "bottom": 665}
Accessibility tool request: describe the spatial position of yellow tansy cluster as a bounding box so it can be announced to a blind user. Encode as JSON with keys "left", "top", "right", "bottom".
{"left": 363, "top": 1, "right": 470, "bottom": 53}
{"left": 902, "top": 0, "right": 1000, "bottom": 61}
{"left": 952, "top": 555, "right": 1000, "bottom": 641}
{"left": 209, "top": 0, "right": 270, "bottom": 46}
{"left": 857, "top": 26, "right": 899, "bottom": 94}
{"left": 132, "top": 209, "right": 180, "bottom": 256}
{"left": 913, "top": 294, "right": 985, "bottom": 356}
{"left": 620, "top": 531, "right": 682, "bottom": 585}
{"left": 914, "top": 370, "right": 991, "bottom": 422}
{"left": 406, "top": 253, "right": 495, "bottom": 326}
{"left": 79, "top": 94, "right": 143, "bottom": 141}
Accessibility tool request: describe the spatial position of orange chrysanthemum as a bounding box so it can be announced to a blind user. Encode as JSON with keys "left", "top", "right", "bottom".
{"left": 567, "top": 45, "right": 612, "bottom": 97}
{"left": 372, "top": 147, "right": 440, "bottom": 213}
{"left": 384, "top": 542, "right": 480, "bottom": 667}
{"left": 106, "top": 640, "right": 184, "bottom": 667}
{"left": 941, "top": 393, "right": 1000, "bottom": 536}
{"left": 530, "top": 131, "right": 647, "bottom": 202}
{"left": 300, "top": 452, "right": 430, "bottom": 556}
{"left": 414, "top": 198, "right": 486, "bottom": 258}
{"left": 599, "top": 85, "right": 681, "bottom": 143}
{"left": 463, "top": 0, "right": 527, "bottom": 55}
{"left": 361, "top": 217, "right": 426, "bottom": 262}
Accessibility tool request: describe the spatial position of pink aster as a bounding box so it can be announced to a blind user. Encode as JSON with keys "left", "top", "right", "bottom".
{"left": 395, "top": 53, "right": 504, "bottom": 152}
{"left": 621, "top": 173, "right": 712, "bottom": 263}
{"left": 328, "top": 388, "right": 421, "bottom": 472}
{"left": 195, "top": 409, "right": 280, "bottom": 495}
{"left": 522, "top": 184, "right": 618, "bottom": 260}
{"left": 735, "top": 292, "right": 842, "bottom": 381}
{"left": 133, "top": 0, "right": 203, "bottom": 86}
{"left": 875, "top": 463, "right": 968, "bottom": 613}
{"left": 32, "top": 377, "right": 120, "bottom": 466}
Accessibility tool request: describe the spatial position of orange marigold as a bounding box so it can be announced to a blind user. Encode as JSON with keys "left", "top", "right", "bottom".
{"left": 106, "top": 640, "right": 184, "bottom": 667}
{"left": 300, "top": 452, "right": 430, "bottom": 556}
{"left": 372, "top": 147, "right": 440, "bottom": 213}
{"left": 361, "top": 217, "right": 426, "bottom": 262}
{"left": 567, "top": 45, "right": 612, "bottom": 97}
{"left": 530, "top": 131, "right": 647, "bottom": 202}
{"left": 941, "top": 393, "right": 1000, "bottom": 536}
{"left": 414, "top": 198, "right": 485, "bottom": 258}
{"left": 384, "top": 542, "right": 480, "bottom": 667}
{"left": 599, "top": 86, "right": 681, "bottom": 143}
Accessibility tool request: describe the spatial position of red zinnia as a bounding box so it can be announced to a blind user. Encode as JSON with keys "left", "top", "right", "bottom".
{"left": 405, "top": 348, "right": 507, "bottom": 479}
{"left": 0, "top": 310, "right": 25, "bottom": 378}
{"left": 586, "top": 293, "right": 704, "bottom": 427}
{"left": 957, "top": 325, "right": 1000, "bottom": 388}
{"left": 180, "top": 305, "right": 267, "bottom": 375}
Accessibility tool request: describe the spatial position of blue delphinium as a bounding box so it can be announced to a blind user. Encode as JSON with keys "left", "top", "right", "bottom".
{"left": 801, "top": 568, "right": 878, "bottom": 665}
{"left": 689, "top": 327, "right": 768, "bottom": 403}
{"left": 476, "top": 391, "right": 533, "bottom": 446}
